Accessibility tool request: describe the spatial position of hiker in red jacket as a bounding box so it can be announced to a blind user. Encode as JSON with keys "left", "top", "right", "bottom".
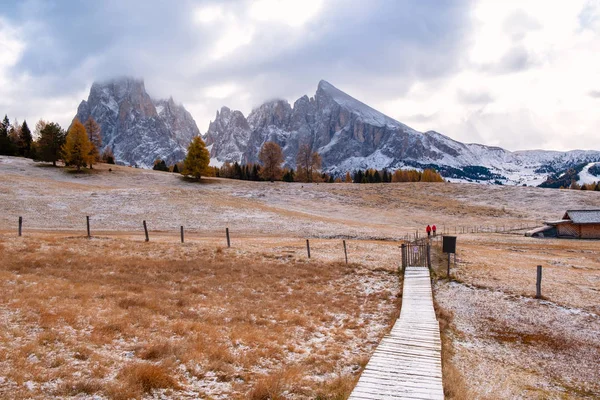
{"left": 432, "top": 225, "right": 437, "bottom": 236}
{"left": 426, "top": 225, "right": 432, "bottom": 237}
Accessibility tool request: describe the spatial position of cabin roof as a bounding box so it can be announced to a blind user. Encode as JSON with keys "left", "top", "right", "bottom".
{"left": 563, "top": 210, "right": 600, "bottom": 224}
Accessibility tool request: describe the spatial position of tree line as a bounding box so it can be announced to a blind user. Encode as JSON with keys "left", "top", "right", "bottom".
{"left": 0, "top": 115, "right": 114, "bottom": 169}
{"left": 180, "top": 139, "right": 446, "bottom": 183}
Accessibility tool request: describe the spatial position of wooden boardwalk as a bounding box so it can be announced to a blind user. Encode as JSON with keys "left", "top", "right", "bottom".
{"left": 349, "top": 266, "right": 444, "bottom": 400}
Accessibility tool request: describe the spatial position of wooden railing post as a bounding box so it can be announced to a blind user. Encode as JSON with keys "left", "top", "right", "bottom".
{"left": 180, "top": 226, "right": 184, "bottom": 243}
{"left": 306, "top": 239, "right": 311, "bottom": 259}
{"left": 401, "top": 243, "right": 406, "bottom": 271}
{"left": 18, "top": 216, "right": 22, "bottom": 237}
{"left": 86, "top": 216, "right": 91, "bottom": 239}
{"left": 536, "top": 265, "right": 542, "bottom": 298}
{"left": 143, "top": 220, "right": 149, "bottom": 242}
{"left": 226, "top": 228, "right": 231, "bottom": 248}
{"left": 343, "top": 240, "right": 348, "bottom": 265}
{"left": 426, "top": 242, "right": 431, "bottom": 270}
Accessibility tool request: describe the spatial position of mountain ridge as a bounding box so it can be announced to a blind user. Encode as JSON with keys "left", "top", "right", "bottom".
{"left": 204, "top": 80, "right": 600, "bottom": 185}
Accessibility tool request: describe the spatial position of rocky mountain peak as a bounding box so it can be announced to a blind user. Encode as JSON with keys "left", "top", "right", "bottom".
{"left": 205, "top": 79, "right": 600, "bottom": 185}
{"left": 74, "top": 77, "right": 199, "bottom": 168}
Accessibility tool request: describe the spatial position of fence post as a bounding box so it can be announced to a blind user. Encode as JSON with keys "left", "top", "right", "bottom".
{"left": 180, "top": 226, "right": 184, "bottom": 243}
{"left": 86, "top": 216, "right": 91, "bottom": 239}
{"left": 343, "top": 240, "right": 348, "bottom": 265}
{"left": 143, "top": 220, "right": 149, "bottom": 242}
{"left": 401, "top": 243, "right": 406, "bottom": 272}
{"left": 226, "top": 228, "right": 231, "bottom": 248}
{"left": 18, "top": 216, "right": 22, "bottom": 237}
{"left": 426, "top": 242, "right": 431, "bottom": 270}
{"left": 536, "top": 265, "right": 542, "bottom": 298}
{"left": 306, "top": 239, "right": 311, "bottom": 259}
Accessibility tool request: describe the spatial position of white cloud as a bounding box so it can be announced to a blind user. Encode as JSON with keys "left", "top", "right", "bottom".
{"left": 204, "top": 82, "right": 238, "bottom": 99}
{"left": 383, "top": 0, "right": 600, "bottom": 151}
{"left": 194, "top": 5, "right": 225, "bottom": 24}
{"left": 249, "top": 0, "right": 323, "bottom": 27}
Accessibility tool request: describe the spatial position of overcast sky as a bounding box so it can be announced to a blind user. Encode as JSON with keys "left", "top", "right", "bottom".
{"left": 1, "top": 0, "right": 599, "bottom": 151}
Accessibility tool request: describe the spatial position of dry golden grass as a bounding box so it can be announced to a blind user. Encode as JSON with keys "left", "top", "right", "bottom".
{"left": 0, "top": 233, "right": 400, "bottom": 399}
{"left": 432, "top": 234, "right": 600, "bottom": 399}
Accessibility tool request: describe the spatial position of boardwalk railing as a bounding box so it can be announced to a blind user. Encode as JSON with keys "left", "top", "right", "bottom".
{"left": 401, "top": 238, "right": 432, "bottom": 271}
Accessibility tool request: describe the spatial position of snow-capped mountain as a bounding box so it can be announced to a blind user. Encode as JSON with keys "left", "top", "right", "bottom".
{"left": 205, "top": 80, "right": 600, "bottom": 185}
{"left": 74, "top": 77, "right": 199, "bottom": 168}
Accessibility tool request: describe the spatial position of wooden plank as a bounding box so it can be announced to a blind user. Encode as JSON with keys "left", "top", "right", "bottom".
{"left": 349, "top": 266, "right": 444, "bottom": 400}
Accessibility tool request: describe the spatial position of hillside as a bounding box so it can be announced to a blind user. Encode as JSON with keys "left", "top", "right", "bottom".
{"left": 1, "top": 156, "right": 599, "bottom": 237}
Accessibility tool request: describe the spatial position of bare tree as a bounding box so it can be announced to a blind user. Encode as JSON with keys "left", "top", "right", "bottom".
{"left": 258, "top": 141, "right": 284, "bottom": 182}
{"left": 296, "top": 142, "right": 322, "bottom": 183}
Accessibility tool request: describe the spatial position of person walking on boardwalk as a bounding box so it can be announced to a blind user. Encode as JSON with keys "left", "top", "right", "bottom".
{"left": 432, "top": 224, "right": 437, "bottom": 236}
{"left": 426, "top": 224, "right": 432, "bottom": 238}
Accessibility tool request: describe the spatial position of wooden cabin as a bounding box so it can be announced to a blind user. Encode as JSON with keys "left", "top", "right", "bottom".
{"left": 544, "top": 210, "right": 600, "bottom": 239}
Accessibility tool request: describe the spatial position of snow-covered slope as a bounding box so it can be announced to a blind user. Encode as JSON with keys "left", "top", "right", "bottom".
{"left": 205, "top": 80, "right": 600, "bottom": 185}
{"left": 74, "top": 77, "right": 200, "bottom": 168}
{"left": 577, "top": 162, "right": 600, "bottom": 185}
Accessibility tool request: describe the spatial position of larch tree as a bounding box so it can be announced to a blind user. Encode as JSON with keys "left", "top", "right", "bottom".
{"left": 38, "top": 122, "right": 66, "bottom": 166}
{"left": 182, "top": 136, "right": 211, "bottom": 180}
{"left": 62, "top": 119, "right": 93, "bottom": 171}
{"left": 84, "top": 117, "right": 102, "bottom": 168}
{"left": 258, "top": 141, "right": 284, "bottom": 182}
{"left": 345, "top": 171, "right": 352, "bottom": 183}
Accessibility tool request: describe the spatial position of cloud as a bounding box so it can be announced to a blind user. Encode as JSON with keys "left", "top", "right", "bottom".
{"left": 589, "top": 90, "right": 600, "bottom": 98}
{"left": 0, "top": 0, "right": 599, "bottom": 153}
{"left": 457, "top": 89, "right": 494, "bottom": 105}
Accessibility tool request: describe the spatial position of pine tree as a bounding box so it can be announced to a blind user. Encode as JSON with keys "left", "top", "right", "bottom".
{"left": 595, "top": 182, "right": 600, "bottom": 191}
{"left": 0, "top": 115, "right": 12, "bottom": 155}
{"left": 19, "top": 120, "right": 33, "bottom": 158}
{"left": 172, "top": 163, "right": 180, "bottom": 173}
{"left": 62, "top": 119, "right": 93, "bottom": 171}
{"left": 181, "top": 136, "right": 211, "bottom": 180}
{"left": 38, "top": 122, "right": 65, "bottom": 166}
{"left": 101, "top": 147, "right": 115, "bottom": 164}
{"left": 153, "top": 159, "right": 169, "bottom": 171}
{"left": 373, "top": 170, "right": 382, "bottom": 183}
{"left": 84, "top": 117, "right": 102, "bottom": 168}
{"left": 259, "top": 141, "right": 284, "bottom": 182}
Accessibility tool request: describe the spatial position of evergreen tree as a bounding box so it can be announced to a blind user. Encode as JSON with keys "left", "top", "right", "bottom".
{"left": 353, "top": 170, "right": 363, "bottom": 183}
{"left": 233, "top": 162, "right": 242, "bottom": 179}
{"left": 595, "top": 182, "right": 600, "bottom": 191}
{"left": 62, "top": 119, "right": 93, "bottom": 171}
{"left": 101, "top": 147, "right": 115, "bottom": 164}
{"left": 373, "top": 170, "right": 382, "bottom": 183}
{"left": 153, "top": 159, "right": 169, "bottom": 171}
{"left": 182, "top": 136, "right": 211, "bottom": 180}
{"left": 38, "top": 122, "right": 66, "bottom": 166}
{"left": 0, "top": 115, "right": 12, "bottom": 155}
{"left": 172, "top": 163, "right": 180, "bottom": 173}
{"left": 251, "top": 164, "right": 260, "bottom": 181}
{"left": 19, "top": 120, "right": 33, "bottom": 158}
